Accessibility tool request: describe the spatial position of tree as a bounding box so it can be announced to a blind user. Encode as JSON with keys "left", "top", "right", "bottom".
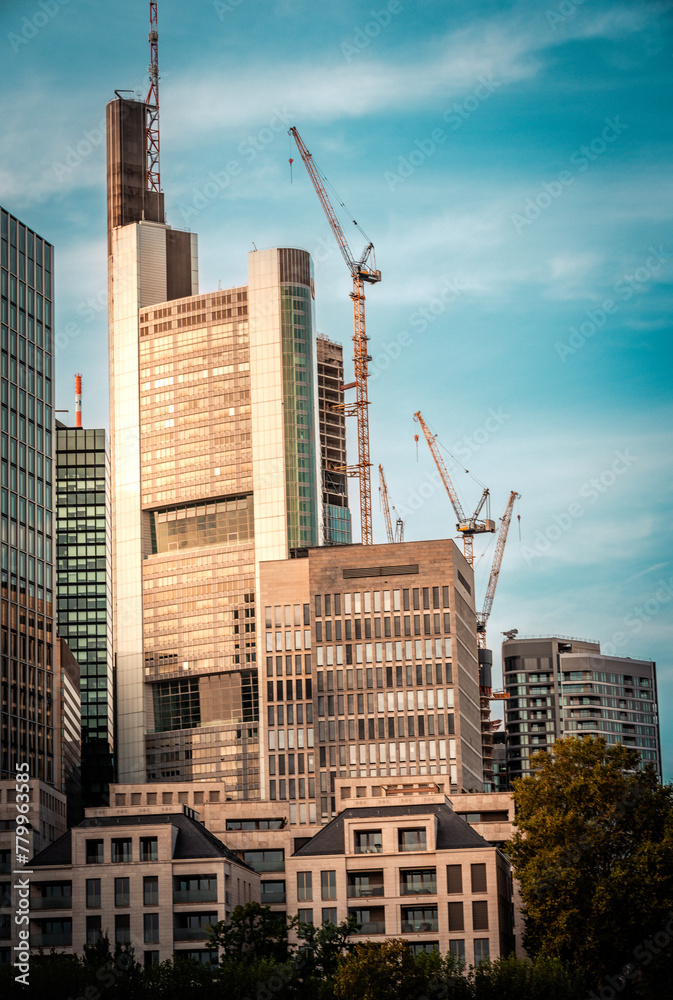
{"left": 505, "top": 736, "right": 673, "bottom": 994}
{"left": 296, "top": 913, "right": 359, "bottom": 978}
{"left": 207, "top": 901, "right": 297, "bottom": 963}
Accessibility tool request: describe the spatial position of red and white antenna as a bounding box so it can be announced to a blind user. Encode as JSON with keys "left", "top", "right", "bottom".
{"left": 75, "top": 374, "right": 83, "bottom": 429}
{"left": 145, "top": 2, "right": 160, "bottom": 193}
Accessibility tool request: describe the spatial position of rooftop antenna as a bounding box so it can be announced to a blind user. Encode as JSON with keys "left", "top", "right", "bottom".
{"left": 145, "top": 2, "right": 160, "bottom": 194}
{"left": 75, "top": 374, "right": 83, "bottom": 428}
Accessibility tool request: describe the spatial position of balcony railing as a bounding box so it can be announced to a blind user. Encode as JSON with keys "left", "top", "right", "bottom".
{"left": 31, "top": 897, "right": 73, "bottom": 910}
{"left": 173, "top": 926, "right": 214, "bottom": 941}
{"left": 260, "top": 889, "right": 286, "bottom": 904}
{"left": 31, "top": 933, "right": 72, "bottom": 947}
{"left": 353, "top": 845, "right": 382, "bottom": 855}
{"left": 173, "top": 889, "right": 218, "bottom": 904}
{"left": 400, "top": 884, "right": 437, "bottom": 896}
{"left": 246, "top": 860, "right": 285, "bottom": 873}
{"left": 401, "top": 919, "right": 439, "bottom": 933}
{"left": 347, "top": 885, "right": 384, "bottom": 898}
{"left": 353, "top": 921, "right": 386, "bottom": 935}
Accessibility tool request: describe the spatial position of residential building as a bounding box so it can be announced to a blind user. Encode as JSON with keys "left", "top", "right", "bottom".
{"left": 0, "top": 207, "right": 56, "bottom": 784}
{"left": 26, "top": 803, "right": 258, "bottom": 965}
{"left": 316, "top": 335, "right": 350, "bottom": 545}
{"left": 502, "top": 635, "right": 661, "bottom": 781}
{"left": 55, "top": 421, "right": 114, "bottom": 804}
{"left": 53, "top": 637, "right": 82, "bottom": 826}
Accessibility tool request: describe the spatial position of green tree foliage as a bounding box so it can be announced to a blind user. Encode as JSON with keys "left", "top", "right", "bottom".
{"left": 207, "top": 900, "right": 297, "bottom": 963}
{"left": 334, "top": 939, "right": 430, "bottom": 1000}
{"left": 505, "top": 736, "right": 673, "bottom": 994}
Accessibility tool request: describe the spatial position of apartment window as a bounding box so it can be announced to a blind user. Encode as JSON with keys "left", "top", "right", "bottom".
{"left": 114, "top": 877, "right": 130, "bottom": 907}
{"left": 140, "top": 837, "right": 158, "bottom": 862}
{"left": 401, "top": 905, "right": 438, "bottom": 933}
{"left": 449, "top": 939, "right": 465, "bottom": 962}
{"left": 448, "top": 901, "right": 464, "bottom": 931}
{"left": 85, "top": 839, "right": 104, "bottom": 864}
{"left": 115, "top": 914, "right": 130, "bottom": 945}
{"left": 86, "top": 915, "right": 102, "bottom": 944}
{"left": 447, "top": 865, "right": 462, "bottom": 894}
{"left": 354, "top": 830, "right": 382, "bottom": 854}
{"left": 85, "top": 878, "right": 101, "bottom": 908}
{"left": 144, "top": 951, "right": 160, "bottom": 967}
{"left": 242, "top": 850, "right": 284, "bottom": 873}
{"left": 260, "top": 881, "right": 286, "bottom": 904}
{"left": 298, "top": 908, "right": 313, "bottom": 924}
{"left": 144, "top": 876, "right": 159, "bottom": 906}
{"left": 472, "top": 900, "right": 489, "bottom": 930}
{"left": 321, "top": 907, "right": 337, "bottom": 925}
{"left": 321, "top": 870, "right": 337, "bottom": 900}
{"left": 398, "top": 828, "right": 426, "bottom": 852}
{"left": 471, "top": 863, "right": 487, "bottom": 893}
{"left": 474, "top": 939, "right": 490, "bottom": 963}
{"left": 400, "top": 869, "right": 436, "bottom": 895}
{"left": 297, "top": 871, "right": 313, "bottom": 901}
{"left": 111, "top": 838, "right": 132, "bottom": 863}
{"left": 144, "top": 912, "right": 159, "bottom": 943}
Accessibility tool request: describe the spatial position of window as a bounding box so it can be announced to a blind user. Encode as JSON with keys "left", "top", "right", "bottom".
{"left": 144, "top": 951, "right": 160, "bottom": 967}
{"left": 472, "top": 900, "right": 489, "bottom": 930}
{"left": 114, "top": 877, "right": 130, "bottom": 907}
{"left": 242, "top": 850, "right": 284, "bottom": 872}
{"left": 260, "top": 880, "right": 286, "bottom": 904}
{"left": 448, "top": 901, "right": 464, "bottom": 931}
{"left": 398, "top": 828, "right": 426, "bottom": 852}
{"left": 348, "top": 906, "right": 385, "bottom": 934}
{"left": 111, "top": 838, "right": 132, "bottom": 863}
{"left": 144, "top": 913, "right": 159, "bottom": 943}
{"left": 140, "top": 837, "right": 158, "bottom": 861}
{"left": 447, "top": 865, "right": 462, "bottom": 894}
{"left": 297, "top": 871, "right": 312, "bottom": 901}
{"left": 176, "top": 950, "right": 218, "bottom": 966}
{"left": 354, "top": 830, "right": 382, "bottom": 854}
{"left": 347, "top": 871, "right": 384, "bottom": 898}
{"left": 86, "top": 878, "right": 101, "bottom": 908}
{"left": 401, "top": 905, "right": 438, "bottom": 932}
{"left": 474, "top": 939, "right": 490, "bottom": 963}
{"left": 321, "top": 870, "right": 336, "bottom": 900}
{"left": 449, "top": 939, "right": 465, "bottom": 962}
{"left": 144, "top": 876, "right": 159, "bottom": 906}
{"left": 409, "top": 942, "right": 439, "bottom": 956}
{"left": 173, "top": 875, "right": 217, "bottom": 902}
{"left": 321, "top": 907, "right": 337, "bottom": 925}
{"left": 86, "top": 915, "right": 102, "bottom": 944}
{"left": 297, "top": 908, "right": 313, "bottom": 924}
{"left": 115, "top": 914, "right": 130, "bottom": 944}
{"left": 85, "top": 839, "right": 104, "bottom": 864}
{"left": 471, "top": 863, "right": 487, "bottom": 893}
{"left": 400, "top": 869, "right": 436, "bottom": 895}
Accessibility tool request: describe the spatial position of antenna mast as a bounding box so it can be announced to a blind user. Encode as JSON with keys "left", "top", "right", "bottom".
{"left": 145, "top": 2, "right": 160, "bottom": 193}
{"left": 75, "top": 374, "right": 82, "bottom": 428}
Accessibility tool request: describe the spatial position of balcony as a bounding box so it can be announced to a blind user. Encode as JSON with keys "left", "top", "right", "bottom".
{"left": 31, "top": 933, "right": 72, "bottom": 947}
{"left": 347, "top": 884, "right": 384, "bottom": 898}
{"left": 31, "top": 896, "right": 72, "bottom": 910}
{"left": 260, "top": 887, "right": 286, "bottom": 904}
{"left": 246, "top": 860, "right": 285, "bottom": 873}
{"left": 353, "top": 845, "right": 382, "bottom": 855}
{"left": 173, "top": 889, "right": 218, "bottom": 904}
{"left": 173, "top": 926, "right": 214, "bottom": 941}
{"left": 401, "top": 919, "right": 438, "bottom": 933}
{"left": 353, "top": 921, "right": 386, "bottom": 935}
{"left": 400, "top": 882, "right": 436, "bottom": 896}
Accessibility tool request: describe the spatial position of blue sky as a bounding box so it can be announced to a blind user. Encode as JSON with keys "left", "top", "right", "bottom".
{"left": 1, "top": 0, "right": 671, "bottom": 776}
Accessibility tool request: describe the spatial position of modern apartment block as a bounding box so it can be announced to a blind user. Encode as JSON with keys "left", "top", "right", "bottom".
{"left": 0, "top": 207, "right": 56, "bottom": 783}
{"left": 502, "top": 634, "right": 661, "bottom": 782}
{"left": 26, "top": 804, "right": 258, "bottom": 965}
{"left": 316, "top": 335, "right": 350, "bottom": 545}
{"left": 55, "top": 422, "right": 114, "bottom": 804}
{"left": 107, "top": 93, "right": 341, "bottom": 790}
{"left": 259, "top": 538, "right": 484, "bottom": 827}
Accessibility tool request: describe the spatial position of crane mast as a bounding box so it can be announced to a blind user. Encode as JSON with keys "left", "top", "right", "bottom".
{"left": 477, "top": 490, "right": 520, "bottom": 649}
{"left": 145, "top": 2, "right": 160, "bottom": 193}
{"left": 378, "top": 465, "right": 394, "bottom": 543}
{"left": 289, "top": 127, "right": 381, "bottom": 545}
{"left": 413, "top": 410, "right": 494, "bottom": 566}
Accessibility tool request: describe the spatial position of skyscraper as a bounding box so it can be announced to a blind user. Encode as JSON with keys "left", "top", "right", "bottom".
{"left": 316, "top": 335, "right": 351, "bottom": 545}
{"left": 0, "top": 206, "right": 55, "bottom": 783}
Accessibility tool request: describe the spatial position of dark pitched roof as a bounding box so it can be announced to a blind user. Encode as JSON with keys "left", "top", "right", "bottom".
{"left": 30, "top": 812, "right": 252, "bottom": 870}
{"left": 293, "top": 802, "right": 491, "bottom": 857}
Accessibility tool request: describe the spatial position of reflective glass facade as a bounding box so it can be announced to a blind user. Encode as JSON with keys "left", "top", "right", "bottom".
{"left": 0, "top": 207, "right": 55, "bottom": 781}
{"left": 316, "top": 336, "right": 351, "bottom": 545}
{"left": 55, "top": 427, "right": 112, "bottom": 745}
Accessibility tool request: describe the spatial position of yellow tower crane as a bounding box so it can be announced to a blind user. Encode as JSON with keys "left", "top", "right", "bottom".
{"left": 290, "top": 127, "right": 381, "bottom": 545}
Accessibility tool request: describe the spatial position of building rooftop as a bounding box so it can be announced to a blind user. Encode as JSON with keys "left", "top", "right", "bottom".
{"left": 293, "top": 802, "right": 491, "bottom": 857}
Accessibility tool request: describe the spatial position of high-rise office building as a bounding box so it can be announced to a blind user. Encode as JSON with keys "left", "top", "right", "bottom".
{"left": 55, "top": 421, "right": 114, "bottom": 804}
{"left": 502, "top": 634, "right": 661, "bottom": 782}
{"left": 0, "top": 206, "right": 55, "bottom": 783}
{"left": 107, "top": 95, "right": 333, "bottom": 788}
{"left": 316, "top": 335, "right": 351, "bottom": 545}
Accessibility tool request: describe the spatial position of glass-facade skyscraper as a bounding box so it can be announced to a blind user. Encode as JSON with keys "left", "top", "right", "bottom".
{"left": 0, "top": 206, "right": 55, "bottom": 782}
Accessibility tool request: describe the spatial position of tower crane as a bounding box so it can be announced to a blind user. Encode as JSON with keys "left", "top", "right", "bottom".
{"left": 378, "top": 465, "right": 405, "bottom": 544}
{"left": 289, "top": 127, "right": 381, "bottom": 545}
{"left": 413, "top": 411, "right": 494, "bottom": 566}
{"left": 145, "top": 2, "right": 160, "bottom": 193}
{"left": 477, "top": 490, "right": 521, "bottom": 651}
